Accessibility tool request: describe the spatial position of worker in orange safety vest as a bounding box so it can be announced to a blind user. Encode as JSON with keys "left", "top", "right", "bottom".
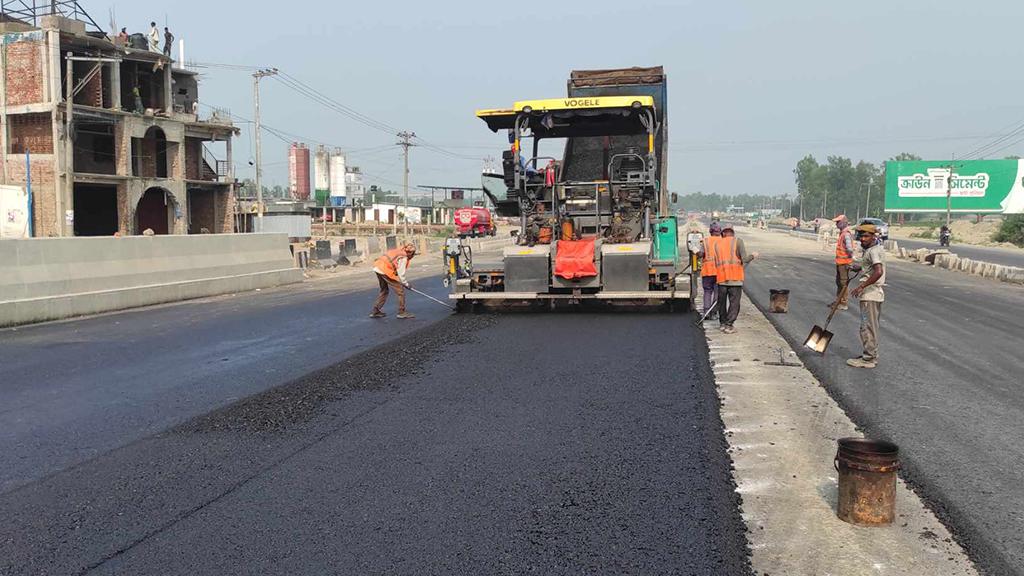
{"left": 371, "top": 243, "right": 417, "bottom": 319}
{"left": 713, "top": 224, "right": 759, "bottom": 334}
{"left": 698, "top": 222, "right": 723, "bottom": 320}
{"left": 833, "top": 214, "right": 854, "bottom": 311}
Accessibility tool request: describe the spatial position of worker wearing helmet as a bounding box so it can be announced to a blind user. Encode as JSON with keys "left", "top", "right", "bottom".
{"left": 847, "top": 224, "right": 886, "bottom": 368}
{"left": 833, "top": 214, "right": 854, "bottom": 311}
{"left": 698, "top": 222, "right": 723, "bottom": 320}
{"left": 371, "top": 243, "right": 417, "bottom": 319}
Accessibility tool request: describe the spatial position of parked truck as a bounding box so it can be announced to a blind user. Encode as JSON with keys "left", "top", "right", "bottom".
{"left": 448, "top": 66, "right": 698, "bottom": 310}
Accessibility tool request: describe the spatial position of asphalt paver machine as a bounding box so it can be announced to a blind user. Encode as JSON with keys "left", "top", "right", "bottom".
{"left": 449, "top": 66, "right": 698, "bottom": 310}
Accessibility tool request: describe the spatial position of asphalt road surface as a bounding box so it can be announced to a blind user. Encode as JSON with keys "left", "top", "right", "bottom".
{"left": 741, "top": 230, "right": 1024, "bottom": 576}
{"left": 1, "top": 288, "right": 750, "bottom": 574}
{"left": 0, "top": 268, "right": 452, "bottom": 493}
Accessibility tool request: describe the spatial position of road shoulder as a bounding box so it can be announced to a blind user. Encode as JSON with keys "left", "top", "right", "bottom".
{"left": 705, "top": 294, "right": 977, "bottom": 575}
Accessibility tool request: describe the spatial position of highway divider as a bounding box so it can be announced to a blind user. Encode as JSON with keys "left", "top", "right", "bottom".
{"left": 0, "top": 233, "right": 303, "bottom": 327}
{"left": 884, "top": 240, "right": 1024, "bottom": 285}
{"left": 768, "top": 227, "right": 1024, "bottom": 286}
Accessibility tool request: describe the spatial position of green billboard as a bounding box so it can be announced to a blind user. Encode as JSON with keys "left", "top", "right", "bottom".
{"left": 884, "top": 160, "right": 1024, "bottom": 213}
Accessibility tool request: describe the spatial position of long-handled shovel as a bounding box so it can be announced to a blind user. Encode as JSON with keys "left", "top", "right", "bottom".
{"left": 695, "top": 295, "right": 718, "bottom": 326}
{"left": 804, "top": 273, "right": 859, "bottom": 354}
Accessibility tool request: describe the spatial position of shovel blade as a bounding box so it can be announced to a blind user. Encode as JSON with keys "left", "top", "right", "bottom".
{"left": 804, "top": 325, "right": 834, "bottom": 354}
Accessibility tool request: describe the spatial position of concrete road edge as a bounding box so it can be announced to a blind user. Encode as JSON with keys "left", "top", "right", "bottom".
{"left": 704, "top": 294, "right": 977, "bottom": 575}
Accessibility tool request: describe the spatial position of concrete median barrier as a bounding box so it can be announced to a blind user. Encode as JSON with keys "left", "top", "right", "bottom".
{"left": 0, "top": 234, "right": 303, "bottom": 327}
{"left": 880, "top": 242, "right": 1024, "bottom": 286}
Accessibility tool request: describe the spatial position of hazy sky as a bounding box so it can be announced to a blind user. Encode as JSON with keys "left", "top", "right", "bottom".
{"left": 96, "top": 0, "right": 1024, "bottom": 199}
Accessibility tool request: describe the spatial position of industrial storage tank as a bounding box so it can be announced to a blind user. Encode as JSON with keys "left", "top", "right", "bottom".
{"left": 314, "top": 145, "right": 331, "bottom": 206}
{"left": 329, "top": 149, "right": 347, "bottom": 207}
{"left": 288, "top": 143, "right": 311, "bottom": 200}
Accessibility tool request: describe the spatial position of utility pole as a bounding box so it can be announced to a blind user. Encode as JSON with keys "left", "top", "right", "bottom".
{"left": 396, "top": 130, "right": 416, "bottom": 237}
{"left": 864, "top": 178, "right": 874, "bottom": 219}
{"left": 61, "top": 53, "right": 72, "bottom": 237}
{"left": 252, "top": 68, "right": 278, "bottom": 224}
{"left": 946, "top": 156, "right": 955, "bottom": 228}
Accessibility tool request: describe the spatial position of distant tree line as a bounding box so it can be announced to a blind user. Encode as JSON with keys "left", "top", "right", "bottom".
{"left": 792, "top": 152, "right": 921, "bottom": 222}
{"left": 674, "top": 192, "right": 794, "bottom": 215}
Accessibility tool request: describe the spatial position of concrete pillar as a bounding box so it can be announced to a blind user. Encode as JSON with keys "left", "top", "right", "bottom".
{"left": 109, "top": 62, "right": 121, "bottom": 110}
{"left": 163, "top": 65, "right": 173, "bottom": 114}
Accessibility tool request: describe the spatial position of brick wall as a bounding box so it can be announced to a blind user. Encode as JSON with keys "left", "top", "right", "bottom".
{"left": 188, "top": 189, "right": 215, "bottom": 233}
{"left": 168, "top": 142, "right": 182, "bottom": 179}
{"left": 220, "top": 188, "right": 235, "bottom": 233}
{"left": 184, "top": 138, "right": 202, "bottom": 180}
{"left": 4, "top": 39, "right": 44, "bottom": 106}
{"left": 8, "top": 114, "right": 53, "bottom": 154}
{"left": 134, "top": 137, "right": 157, "bottom": 177}
{"left": 74, "top": 64, "right": 103, "bottom": 107}
{"left": 117, "top": 183, "right": 130, "bottom": 234}
{"left": 5, "top": 156, "right": 57, "bottom": 237}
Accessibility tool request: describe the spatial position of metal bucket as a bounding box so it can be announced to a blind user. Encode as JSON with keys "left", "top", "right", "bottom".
{"left": 769, "top": 289, "right": 790, "bottom": 313}
{"left": 835, "top": 438, "right": 900, "bottom": 526}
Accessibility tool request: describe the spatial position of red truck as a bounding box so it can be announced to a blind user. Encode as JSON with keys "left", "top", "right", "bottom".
{"left": 454, "top": 207, "right": 496, "bottom": 237}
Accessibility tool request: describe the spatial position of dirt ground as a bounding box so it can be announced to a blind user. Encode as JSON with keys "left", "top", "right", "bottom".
{"left": 888, "top": 218, "right": 1019, "bottom": 249}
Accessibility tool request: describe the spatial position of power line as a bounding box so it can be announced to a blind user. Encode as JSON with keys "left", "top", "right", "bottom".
{"left": 188, "top": 61, "right": 482, "bottom": 162}
{"left": 960, "top": 118, "right": 1024, "bottom": 160}
{"left": 273, "top": 72, "right": 402, "bottom": 136}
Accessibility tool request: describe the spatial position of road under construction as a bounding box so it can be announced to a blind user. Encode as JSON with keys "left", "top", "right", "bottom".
{"left": 1, "top": 32, "right": 1022, "bottom": 574}
{"left": 1, "top": 223, "right": 1021, "bottom": 574}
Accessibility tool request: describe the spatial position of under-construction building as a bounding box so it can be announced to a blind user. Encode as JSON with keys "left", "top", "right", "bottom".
{"left": 0, "top": 2, "right": 238, "bottom": 236}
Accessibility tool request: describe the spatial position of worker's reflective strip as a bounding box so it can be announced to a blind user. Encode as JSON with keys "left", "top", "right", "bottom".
{"left": 716, "top": 238, "right": 741, "bottom": 266}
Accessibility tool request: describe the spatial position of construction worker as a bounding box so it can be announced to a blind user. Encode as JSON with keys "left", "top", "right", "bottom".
{"left": 371, "top": 243, "right": 417, "bottom": 319}
{"left": 698, "top": 222, "right": 723, "bottom": 320}
{"left": 163, "top": 27, "right": 174, "bottom": 58}
{"left": 847, "top": 224, "right": 886, "bottom": 368}
{"left": 148, "top": 22, "right": 160, "bottom": 53}
{"left": 833, "top": 214, "right": 854, "bottom": 311}
{"left": 713, "top": 224, "right": 759, "bottom": 334}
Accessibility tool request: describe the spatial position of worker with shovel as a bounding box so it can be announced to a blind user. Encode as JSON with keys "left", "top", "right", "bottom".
{"left": 371, "top": 243, "right": 417, "bottom": 320}
{"left": 847, "top": 224, "right": 886, "bottom": 369}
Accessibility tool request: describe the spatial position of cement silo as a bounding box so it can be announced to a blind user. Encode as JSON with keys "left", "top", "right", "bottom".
{"left": 329, "top": 149, "right": 347, "bottom": 207}
{"left": 288, "top": 142, "right": 311, "bottom": 200}
{"left": 313, "top": 144, "right": 331, "bottom": 206}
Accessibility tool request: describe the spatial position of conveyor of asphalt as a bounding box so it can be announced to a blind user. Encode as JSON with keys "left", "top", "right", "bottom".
{"left": 0, "top": 311, "right": 752, "bottom": 575}
{"left": 740, "top": 228, "right": 1024, "bottom": 575}
{"left": 0, "top": 259, "right": 451, "bottom": 493}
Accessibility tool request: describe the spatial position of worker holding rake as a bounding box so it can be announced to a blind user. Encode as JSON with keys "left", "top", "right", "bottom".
{"left": 371, "top": 243, "right": 417, "bottom": 320}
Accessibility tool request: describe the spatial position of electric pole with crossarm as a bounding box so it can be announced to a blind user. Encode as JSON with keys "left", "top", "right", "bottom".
{"left": 397, "top": 131, "right": 416, "bottom": 236}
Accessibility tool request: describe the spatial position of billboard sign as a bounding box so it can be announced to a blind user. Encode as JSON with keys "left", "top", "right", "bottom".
{"left": 885, "top": 160, "right": 1024, "bottom": 213}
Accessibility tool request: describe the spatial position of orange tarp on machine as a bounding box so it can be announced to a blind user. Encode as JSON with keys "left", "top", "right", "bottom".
{"left": 554, "top": 239, "right": 598, "bottom": 280}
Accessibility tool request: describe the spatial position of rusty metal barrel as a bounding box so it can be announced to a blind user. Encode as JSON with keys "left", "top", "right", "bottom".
{"left": 769, "top": 289, "right": 790, "bottom": 313}
{"left": 835, "top": 437, "right": 900, "bottom": 526}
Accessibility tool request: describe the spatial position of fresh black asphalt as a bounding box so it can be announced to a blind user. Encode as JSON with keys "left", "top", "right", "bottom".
{"left": 0, "top": 269, "right": 450, "bottom": 493}
{"left": 742, "top": 230, "right": 1024, "bottom": 576}
{"left": 0, "top": 288, "right": 750, "bottom": 574}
